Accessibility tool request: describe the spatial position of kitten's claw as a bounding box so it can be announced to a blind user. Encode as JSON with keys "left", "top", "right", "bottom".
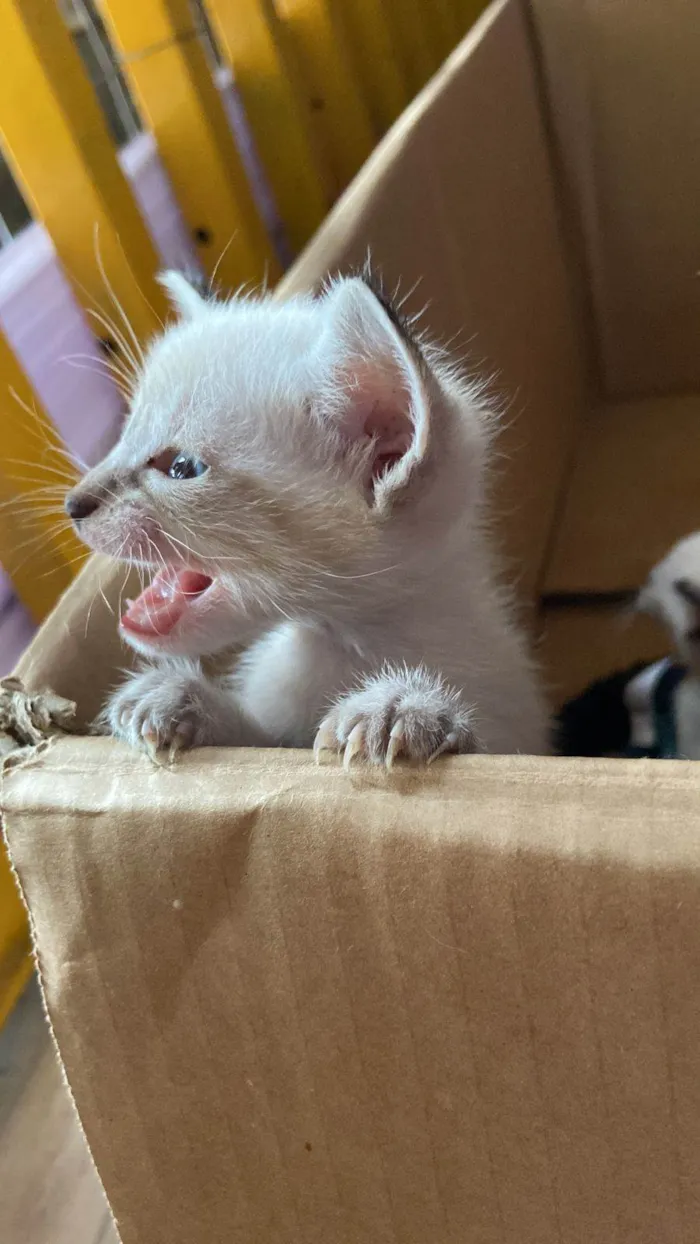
{"left": 105, "top": 665, "right": 225, "bottom": 756}
{"left": 141, "top": 724, "right": 162, "bottom": 765}
{"left": 343, "top": 722, "right": 365, "bottom": 770}
{"left": 428, "top": 730, "right": 460, "bottom": 764}
{"left": 315, "top": 667, "right": 479, "bottom": 769}
{"left": 168, "top": 721, "right": 194, "bottom": 764}
{"left": 313, "top": 721, "right": 337, "bottom": 763}
{"left": 386, "top": 720, "right": 405, "bottom": 770}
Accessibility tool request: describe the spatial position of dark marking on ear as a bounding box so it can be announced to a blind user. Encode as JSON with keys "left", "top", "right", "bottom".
{"left": 674, "top": 577, "right": 700, "bottom": 644}
{"left": 183, "top": 269, "right": 221, "bottom": 304}
{"left": 353, "top": 261, "right": 425, "bottom": 366}
{"left": 675, "top": 577, "right": 700, "bottom": 608}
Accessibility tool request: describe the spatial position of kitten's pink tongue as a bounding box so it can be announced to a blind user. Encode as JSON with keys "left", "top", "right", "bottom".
{"left": 121, "top": 569, "right": 212, "bottom": 637}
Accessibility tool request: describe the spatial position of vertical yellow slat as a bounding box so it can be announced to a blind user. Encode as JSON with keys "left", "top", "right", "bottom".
{"left": 0, "top": 0, "right": 166, "bottom": 342}
{"left": 338, "top": 0, "right": 409, "bottom": 133}
{"left": 204, "top": 0, "right": 328, "bottom": 255}
{"left": 275, "top": 0, "right": 376, "bottom": 196}
{"left": 0, "top": 333, "right": 88, "bottom": 1029}
{"left": 0, "top": 333, "right": 85, "bottom": 622}
{"left": 380, "top": 0, "right": 437, "bottom": 93}
{"left": 98, "top": 0, "right": 278, "bottom": 290}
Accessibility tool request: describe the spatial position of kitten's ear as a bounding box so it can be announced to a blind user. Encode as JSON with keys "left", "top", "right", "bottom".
{"left": 159, "top": 270, "right": 207, "bottom": 320}
{"left": 634, "top": 583, "right": 654, "bottom": 617}
{"left": 319, "top": 276, "right": 430, "bottom": 509}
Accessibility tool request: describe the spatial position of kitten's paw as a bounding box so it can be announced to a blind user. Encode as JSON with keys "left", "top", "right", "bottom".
{"left": 105, "top": 664, "right": 219, "bottom": 760}
{"left": 314, "top": 667, "right": 479, "bottom": 769}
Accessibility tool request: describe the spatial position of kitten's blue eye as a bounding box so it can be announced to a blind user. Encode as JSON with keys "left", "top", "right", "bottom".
{"left": 168, "top": 454, "right": 209, "bottom": 480}
{"left": 147, "top": 449, "right": 209, "bottom": 479}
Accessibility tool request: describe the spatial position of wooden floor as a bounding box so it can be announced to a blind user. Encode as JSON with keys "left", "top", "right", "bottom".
{"left": 0, "top": 978, "right": 118, "bottom": 1244}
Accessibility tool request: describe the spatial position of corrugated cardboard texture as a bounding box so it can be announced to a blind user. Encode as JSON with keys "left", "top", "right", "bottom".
{"left": 6, "top": 739, "right": 700, "bottom": 1244}
{"left": 530, "top": 0, "right": 700, "bottom": 396}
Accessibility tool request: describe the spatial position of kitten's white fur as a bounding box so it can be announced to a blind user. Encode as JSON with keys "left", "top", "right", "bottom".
{"left": 67, "top": 271, "right": 548, "bottom": 764}
{"left": 637, "top": 531, "right": 700, "bottom": 759}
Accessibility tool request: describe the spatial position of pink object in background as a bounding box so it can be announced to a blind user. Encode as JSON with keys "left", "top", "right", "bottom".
{"left": 0, "top": 136, "right": 199, "bottom": 673}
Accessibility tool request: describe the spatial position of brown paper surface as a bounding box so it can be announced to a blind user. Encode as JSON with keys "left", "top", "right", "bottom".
{"left": 530, "top": 0, "right": 700, "bottom": 396}
{"left": 6, "top": 738, "right": 700, "bottom": 1244}
{"left": 544, "top": 393, "right": 700, "bottom": 596}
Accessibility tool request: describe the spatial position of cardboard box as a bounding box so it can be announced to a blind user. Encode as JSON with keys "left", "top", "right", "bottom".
{"left": 4, "top": 2, "right": 700, "bottom": 1240}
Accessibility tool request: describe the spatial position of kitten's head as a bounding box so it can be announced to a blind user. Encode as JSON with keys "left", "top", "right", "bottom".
{"left": 636, "top": 531, "right": 700, "bottom": 671}
{"left": 66, "top": 270, "right": 490, "bottom": 657}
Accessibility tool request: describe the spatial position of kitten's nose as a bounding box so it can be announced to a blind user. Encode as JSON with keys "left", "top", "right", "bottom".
{"left": 65, "top": 491, "right": 100, "bottom": 521}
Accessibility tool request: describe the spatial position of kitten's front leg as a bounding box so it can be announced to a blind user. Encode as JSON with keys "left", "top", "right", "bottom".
{"left": 104, "top": 659, "right": 267, "bottom": 757}
{"left": 315, "top": 665, "right": 480, "bottom": 768}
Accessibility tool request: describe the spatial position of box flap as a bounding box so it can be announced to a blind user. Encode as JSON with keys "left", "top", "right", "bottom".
{"left": 544, "top": 394, "right": 700, "bottom": 596}
{"left": 15, "top": 557, "right": 139, "bottom": 728}
{"left": 530, "top": 0, "right": 700, "bottom": 396}
{"left": 5, "top": 738, "right": 700, "bottom": 1244}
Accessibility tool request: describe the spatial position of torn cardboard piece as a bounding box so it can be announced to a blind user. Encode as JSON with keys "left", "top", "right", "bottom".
{"left": 0, "top": 677, "right": 77, "bottom": 760}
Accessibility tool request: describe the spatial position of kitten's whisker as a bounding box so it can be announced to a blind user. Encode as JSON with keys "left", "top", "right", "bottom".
{"left": 6, "top": 457, "right": 79, "bottom": 484}
{"left": 36, "top": 550, "right": 90, "bottom": 581}
{"left": 209, "top": 235, "right": 235, "bottom": 293}
{"left": 93, "top": 224, "right": 148, "bottom": 366}
{"left": 161, "top": 532, "right": 199, "bottom": 560}
{"left": 7, "top": 386, "right": 87, "bottom": 474}
{"left": 103, "top": 539, "right": 129, "bottom": 626}
{"left": 95, "top": 545, "right": 128, "bottom": 622}
{"left": 0, "top": 494, "right": 67, "bottom": 516}
{"left": 54, "top": 251, "right": 143, "bottom": 383}
{"left": 267, "top": 595, "right": 294, "bottom": 624}
{"left": 0, "top": 480, "right": 69, "bottom": 496}
{"left": 98, "top": 579, "right": 115, "bottom": 617}
{"left": 116, "top": 552, "right": 132, "bottom": 628}
{"left": 84, "top": 572, "right": 101, "bottom": 638}
{"left": 97, "top": 223, "right": 165, "bottom": 334}
{"left": 60, "top": 346, "right": 135, "bottom": 382}
{"left": 9, "top": 528, "right": 77, "bottom": 573}
{"left": 62, "top": 356, "right": 133, "bottom": 400}
{"left": 85, "top": 308, "right": 141, "bottom": 380}
{"left": 9, "top": 530, "right": 74, "bottom": 578}
{"left": 319, "top": 564, "right": 401, "bottom": 581}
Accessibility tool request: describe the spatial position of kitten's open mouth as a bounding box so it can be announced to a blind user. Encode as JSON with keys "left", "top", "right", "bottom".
{"left": 120, "top": 568, "right": 214, "bottom": 637}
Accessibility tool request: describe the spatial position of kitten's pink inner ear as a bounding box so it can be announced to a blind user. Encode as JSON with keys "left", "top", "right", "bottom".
{"left": 364, "top": 402, "right": 414, "bottom": 480}
{"left": 321, "top": 277, "right": 430, "bottom": 501}
{"left": 338, "top": 352, "right": 420, "bottom": 478}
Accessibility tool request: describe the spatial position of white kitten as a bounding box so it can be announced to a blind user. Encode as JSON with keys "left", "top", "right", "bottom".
{"left": 66, "top": 270, "right": 548, "bottom": 764}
